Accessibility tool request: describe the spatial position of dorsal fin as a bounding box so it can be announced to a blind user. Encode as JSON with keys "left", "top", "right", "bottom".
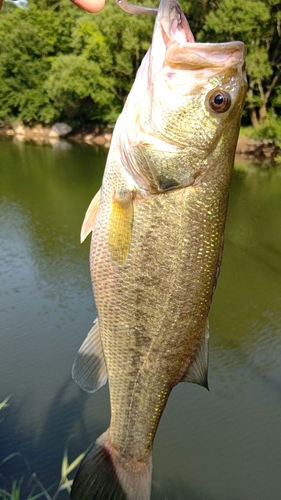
{"left": 180, "top": 321, "right": 210, "bottom": 390}
{"left": 81, "top": 189, "right": 101, "bottom": 243}
{"left": 72, "top": 319, "right": 107, "bottom": 393}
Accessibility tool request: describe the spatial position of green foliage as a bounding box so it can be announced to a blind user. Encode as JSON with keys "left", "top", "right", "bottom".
{"left": 0, "top": 0, "right": 81, "bottom": 123}
{"left": 199, "top": 0, "right": 270, "bottom": 40}
{"left": 0, "top": 0, "right": 280, "bottom": 129}
{"left": 0, "top": 0, "right": 154, "bottom": 127}
{"left": 240, "top": 112, "right": 281, "bottom": 150}
{"left": 0, "top": 397, "right": 87, "bottom": 500}
{"left": 45, "top": 54, "right": 117, "bottom": 125}
{"left": 272, "top": 85, "right": 281, "bottom": 108}
{"left": 0, "top": 402, "right": 86, "bottom": 500}
{"left": 0, "top": 480, "right": 21, "bottom": 500}
{"left": 44, "top": 3, "right": 154, "bottom": 125}
{"left": 0, "top": 397, "right": 10, "bottom": 411}
{"left": 198, "top": 0, "right": 281, "bottom": 127}
{"left": 66, "top": 2, "right": 154, "bottom": 114}
{"left": 251, "top": 112, "right": 281, "bottom": 147}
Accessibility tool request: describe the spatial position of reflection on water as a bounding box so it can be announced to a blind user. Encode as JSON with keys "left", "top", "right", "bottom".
{"left": 0, "top": 139, "right": 280, "bottom": 499}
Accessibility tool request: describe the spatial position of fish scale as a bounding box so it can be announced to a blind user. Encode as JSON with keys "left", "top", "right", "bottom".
{"left": 92, "top": 184, "right": 223, "bottom": 458}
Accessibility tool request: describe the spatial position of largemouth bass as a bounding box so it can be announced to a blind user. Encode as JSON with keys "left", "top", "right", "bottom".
{"left": 71, "top": 0, "right": 247, "bottom": 498}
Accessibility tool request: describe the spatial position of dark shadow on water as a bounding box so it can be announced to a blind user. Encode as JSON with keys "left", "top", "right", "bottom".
{"left": 0, "top": 380, "right": 217, "bottom": 499}
{"left": 34, "top": 379, "right": 89, "bottom": 479}
{"left": 250, "top": 245, "right": 281, "bottom": 275}
{"left": 0, "top": 352, "right": 242, "bottom": 499}
{"left": 0, "top": 379, "right": 106, "bottom": 498}
{"left": 259, "top": 372, "right": 281, "bottom": 396}
{"left": 0, "top": 399, "right": 31, "bottom": 491}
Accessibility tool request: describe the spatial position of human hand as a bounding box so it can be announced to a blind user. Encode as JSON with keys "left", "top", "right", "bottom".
{"left": 0, "top": 0, "right": 104, "bottom": 13}
{"left": 70, "top": 0, "right": 105, "bottom": 12}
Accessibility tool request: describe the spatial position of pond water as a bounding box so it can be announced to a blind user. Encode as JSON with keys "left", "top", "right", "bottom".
{"left": 0, "top": 138, "right": 281, "bottom": 500}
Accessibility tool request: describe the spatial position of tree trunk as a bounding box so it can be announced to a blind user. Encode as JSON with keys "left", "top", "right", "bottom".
{"left": 258, "top": 105, "right": 267, "bottom": 123}
{"left": 249, "top": 108, "right": 259, "bottom": 128}
{"left": 247, "top": 87, "right": 259, "bottom": 128}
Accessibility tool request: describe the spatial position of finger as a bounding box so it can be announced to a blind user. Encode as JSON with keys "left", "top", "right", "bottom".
{"left": 70, "top": 0, "right": 105, "bottom": 12}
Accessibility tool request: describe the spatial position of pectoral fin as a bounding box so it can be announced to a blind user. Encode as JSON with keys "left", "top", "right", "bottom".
{"left": 108, "top": 191, "right": 134, "bottom": 265}
{"left": 180, "top": 321, "right": 209, "bottom": 390}
{"left": 81, "top": 190, "right": 101, "bottom": 243}
{"left": 72, "top": 318, "right": 107, "bottom": 393}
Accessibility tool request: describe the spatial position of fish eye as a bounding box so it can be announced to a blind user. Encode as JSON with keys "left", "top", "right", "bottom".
{"left": 208, "top": 90, "right": 231, "bottom": 113}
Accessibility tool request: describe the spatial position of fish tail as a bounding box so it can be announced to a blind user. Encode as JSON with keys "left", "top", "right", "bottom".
{"left": 71, "top": 430, "right": 152, "bottom": 500}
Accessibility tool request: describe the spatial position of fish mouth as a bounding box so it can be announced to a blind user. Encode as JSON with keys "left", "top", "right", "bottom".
{"left": 117, "top": 0, "right": 247, "bottom": 194}
{"left": 158, "top": 0, "right": 195, "bottom": 45}
{"left": 150, "top": 0, "right": 246, "bottom": 75}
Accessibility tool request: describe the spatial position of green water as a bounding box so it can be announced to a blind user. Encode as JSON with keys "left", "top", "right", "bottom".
{"left": 0, "top": 138, "right": 280, "bottom": 500}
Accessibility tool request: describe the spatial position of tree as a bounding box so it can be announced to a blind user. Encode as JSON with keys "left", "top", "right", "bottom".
{"left": 0, "top": 0, "right": 155, "bottom": 126}
{"left": 198, "top": 0, "right": 281, "bottom": 127}
{"left": 44, "top": 1, "right": 155, "bottom": 125}
{"left": 70, "top": 2, "right": 154, "bottom": 99}
{"left": 45, "top": 54, "right": 117, "bottom": 125}
{"left": 0, "top": 0, "right": 280, "bottom": 128}
{"left": 0, "top": 0, "right": 81, "bottom": 123}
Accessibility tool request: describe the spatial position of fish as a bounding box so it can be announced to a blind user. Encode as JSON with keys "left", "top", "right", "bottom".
{"left": 70, "top": 0, "right": 247, "bottom": 498}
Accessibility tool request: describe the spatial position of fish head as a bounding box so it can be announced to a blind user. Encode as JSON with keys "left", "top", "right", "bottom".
{"left": 117, "top": 0, "right": 247, "bottom": 193}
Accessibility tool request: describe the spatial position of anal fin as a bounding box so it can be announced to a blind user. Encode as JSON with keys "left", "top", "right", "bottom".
{"left": 180, "top": 321, "right": 210, "bottom": 390}
{"left": 72, "top": 318, "right": 107, "bottom": 393}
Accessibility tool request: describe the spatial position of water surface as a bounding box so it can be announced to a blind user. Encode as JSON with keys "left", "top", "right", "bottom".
{"left": 0, "top": 139, "right": 280, "bottom": 499}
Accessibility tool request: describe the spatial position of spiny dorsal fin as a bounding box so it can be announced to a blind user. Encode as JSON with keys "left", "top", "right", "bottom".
{"left": 180, "top": 321, "right": 210, "bottom": 390}
{"left": 81, "top": 189, "right": 101, "bottom": 243}
{"left": 108, "top": 191, "right": 134, "bottom": 265}
{"left": 72, "top": 319, "right": 107, "bottom": 393}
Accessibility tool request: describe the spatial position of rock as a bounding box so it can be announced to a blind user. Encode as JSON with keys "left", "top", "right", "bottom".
{"left": 14, "top": 124, "right": 26, "bottom": 136}
{"left": 49, "top": 123, "right": 72, "bottom": 138}
{"left": 93, "top": 135, "right": 106, "bottom": 145}
{"left": 103, "top": 133, "right": 112, "bottom": 142}
{"left": 236, "top": 135, "right": 279, "bottom": 162}
{"left": 31, "top": 124, "right": 44, "bottom": 135}
{"left": 84, "top": 133, "right": 94, "bottom": 143}
{"left": 49, "top": 130, "right": 59, "bottom": 138}
{"left": 6, "top": 129, "right": 15, "bottom": 136}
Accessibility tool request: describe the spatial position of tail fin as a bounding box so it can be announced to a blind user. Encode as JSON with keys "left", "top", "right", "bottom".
{"left": 71, "top": 430, "right": 152, "bottom": 500}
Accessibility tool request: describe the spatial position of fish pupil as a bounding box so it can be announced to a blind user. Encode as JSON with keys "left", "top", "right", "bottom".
{"left": 214, "top": 94, "right": 224, "bottom": 105}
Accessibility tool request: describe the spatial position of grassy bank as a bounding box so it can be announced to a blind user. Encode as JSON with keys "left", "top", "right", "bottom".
{"left": 0, "top": 399, "right": 85, "bottom": 500}
{"left": 240, "top": 114, "right": 281, "bottom": 149}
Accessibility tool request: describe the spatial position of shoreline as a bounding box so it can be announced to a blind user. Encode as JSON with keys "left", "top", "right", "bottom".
{"left": 1, "top": 122, "right": 280, "bottom": 165}
{"left": 235, "top": 135, "right": 280, "bottom": 165}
